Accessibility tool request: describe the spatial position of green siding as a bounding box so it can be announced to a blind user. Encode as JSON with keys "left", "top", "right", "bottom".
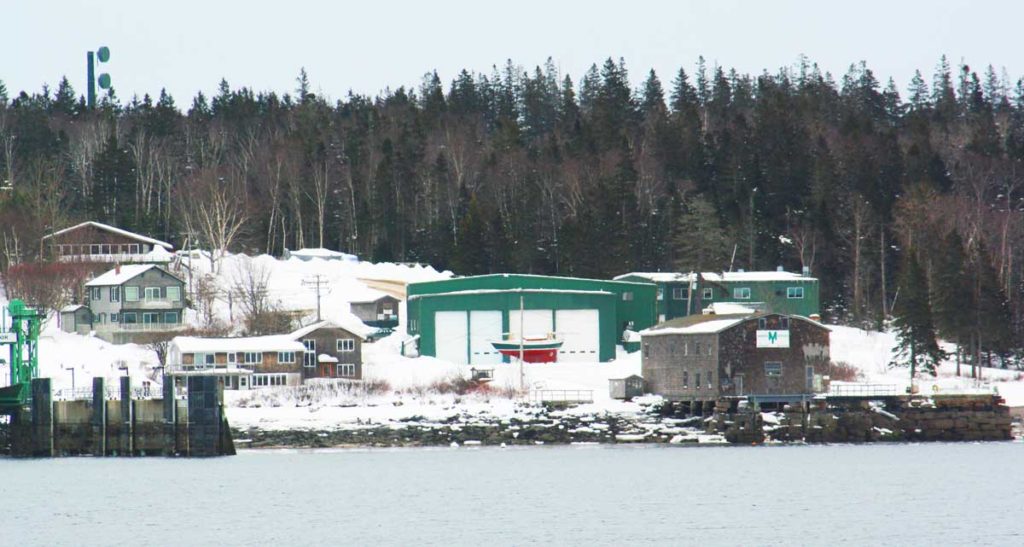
{"left": 407, "top": 274, "right": 656, "bottom": 363}
{"left": 615, "top": 274, "right": 820, "bottom": 322}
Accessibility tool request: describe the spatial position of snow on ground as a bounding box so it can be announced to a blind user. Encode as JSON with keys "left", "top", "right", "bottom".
{"left": 184, "top": 252, "right": 450, "bottom": 334}
{"left": 830, "top": 325, "right": 1024, "bottom": 406}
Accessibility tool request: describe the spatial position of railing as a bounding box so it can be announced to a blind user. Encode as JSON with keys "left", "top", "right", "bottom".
{"left": 828, "top": 383, "right": 901, "bottom": 397}
{"left": 166, "top": 363, "right": 256, "bottom": 374}
{"left": 530, "top": 389, "right": 594, "bottom": 404}
{"left": 58, "top": 253, "right": 171, "bottom": 263}
{"left": 52, "top": 383, "right": 184, "bottom": 401}
{"left": 95, "top": 322, "right": 188, "bottom": 333}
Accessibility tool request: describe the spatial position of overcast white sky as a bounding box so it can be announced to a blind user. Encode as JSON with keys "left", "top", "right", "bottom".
{"left": 2, "top": 0, "right": 1019, "bottom": 106}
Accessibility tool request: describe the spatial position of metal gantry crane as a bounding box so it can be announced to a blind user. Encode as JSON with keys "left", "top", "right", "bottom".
{"left": 0, "top": 299, "right": 44, "bottom": 410}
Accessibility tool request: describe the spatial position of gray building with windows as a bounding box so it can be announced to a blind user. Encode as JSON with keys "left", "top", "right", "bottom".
{"left": 640, "top": 312, "right": 831, "bottom": 406}
{"left": 67, "top": 264, "right": 187, "bottom": 344}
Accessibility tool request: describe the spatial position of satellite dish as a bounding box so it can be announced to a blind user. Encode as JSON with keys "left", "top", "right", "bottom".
{"left": 98, "top": 73, "right": 111, "bottom": 89}
{"left": 97, "top": 46, "right": 110, "bottom": 63}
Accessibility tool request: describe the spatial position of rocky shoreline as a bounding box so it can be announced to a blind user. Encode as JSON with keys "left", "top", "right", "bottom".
{"left": 231, "top": 394, "right": 1019, "bottom": 449}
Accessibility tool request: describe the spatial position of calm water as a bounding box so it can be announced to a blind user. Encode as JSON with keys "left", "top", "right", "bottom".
{"left": 1, "top": 443, "right": 1022, "bottom": 546}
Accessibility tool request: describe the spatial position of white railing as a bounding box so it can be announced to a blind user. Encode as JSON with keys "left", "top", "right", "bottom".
{"left": 529, "top": 389, "right": 594, "bottom": 404}
{"left": 95, "top": 323, "right": 188, "bottom": 333}
{"left": 828, "top": 383, "right": 901, "bottom": 397}
{"left": 58, "top": 253, "right": 171, "bottom": 263}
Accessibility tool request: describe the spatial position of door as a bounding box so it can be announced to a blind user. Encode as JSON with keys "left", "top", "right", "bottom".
{"left": 508, "top": 309, "right": 554, "bottom": 340}
{"left": 554, "top": 309, "right": 600, "bottom": 362}
{"left": 434, "top": 311, "right": 469, "bottom": 364}
{"left": 239, "top": 376, "right": 249, "bottom": 390}
{"left": 469, "top": 310, "right": 503, "bottom": 365}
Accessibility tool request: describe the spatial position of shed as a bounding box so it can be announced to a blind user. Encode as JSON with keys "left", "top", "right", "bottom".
{"left": 609, "top": 375, "right": 645, "bottom": 400}
{"left": 59, "top": 304, "right": 92, "bottom": 335}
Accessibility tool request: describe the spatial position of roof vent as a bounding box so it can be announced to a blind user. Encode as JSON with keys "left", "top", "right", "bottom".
{"left": 802, "top": 266, "right": 810, "bottom": 277}
{"left": 776, "top": 265, "right": 784, "bottom": 272}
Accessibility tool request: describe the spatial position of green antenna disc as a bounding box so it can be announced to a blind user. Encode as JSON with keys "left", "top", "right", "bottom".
{"left": 97, "top": 46, "right": 110, "bottom": 62}
{"left": 98, "top": 73, "right": 111, "bottom": 89}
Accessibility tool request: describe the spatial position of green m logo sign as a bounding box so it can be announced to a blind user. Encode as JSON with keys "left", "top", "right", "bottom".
{"left": 767, "top": 331, "right": 778, "bottom": 344}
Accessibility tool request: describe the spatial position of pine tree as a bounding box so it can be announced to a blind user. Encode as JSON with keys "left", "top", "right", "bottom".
{"left": 672, "top": 194, "right": 731, "bottom": 272}
{"left": 639, "top": 69, "right": 666, "bottom": 117}
{"left": 930, "top": 231, "right": 968, "bottom": 374}
{"left": 0, "top": 79, "right": 8, "bottom": 105}
{"left": 296, "top": 68, "right": 311, "bottom": 103}
{"left": 52, "top": 76, "right": 77, "bottom": 115}
{"left": 891, "top": 253, "right": 946, "bottom": 380}
{"left": 907, "top": 70, "right": 929, "bottom": 110}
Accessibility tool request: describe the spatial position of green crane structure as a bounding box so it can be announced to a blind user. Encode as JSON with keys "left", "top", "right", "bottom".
{"left": 0, "top": 299, "right": 44, "bottom": 411}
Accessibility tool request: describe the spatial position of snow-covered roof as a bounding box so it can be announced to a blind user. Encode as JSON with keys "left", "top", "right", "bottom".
{"left": 85, "top": 264, "right": 181, "bottom": 286}
{"left": 171, "top": 335, "right": 305, "bottom": 354}
{"left": 615, "top": 270, "right": 817, "bottom": 283}
{"left": 614, "top": 272, "right": 689, "bottom": 283}
{"left": 641, "top": 317, "right": 748, "bottom": 337}
{"left": 346, "top": 286, "right": 394, "bottom": 304}
{"left": 144, "top": 246, "right": 174, "bottom": 263}
{"left": 42, "top": 221, "right": 173, "bottom": 249}
{"left": 286, "top": 248, "right": 359, "bottom": 261}
{"left": 410, "top": 288, "right": 613, "bottom": 300}
{"left": 290, "top": 320, "right": 368, "bottom": 341}
{"left": 703, "top": 302, "right": 757, "bottom": 315}
{"left": 60, "top": 304, "right": 86, "bottom": 313}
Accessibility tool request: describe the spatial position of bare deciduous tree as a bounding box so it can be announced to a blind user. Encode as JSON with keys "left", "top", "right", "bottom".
{"left": 178, "top": 167, "right": 248, "bottom": 272}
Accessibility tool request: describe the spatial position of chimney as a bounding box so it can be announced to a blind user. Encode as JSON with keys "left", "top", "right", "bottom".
{"left": 776, "top": 265, "right": 784, "bottom": 272}
{"left": 802, "top": 266, "right": 810, "bottom": 277}
{"left": 115, "top": 264, "right": 121, "bottom": 275}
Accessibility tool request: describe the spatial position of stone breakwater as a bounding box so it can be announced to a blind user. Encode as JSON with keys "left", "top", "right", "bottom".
{"left": 234, "top": 402, "right": 723, "bottom": 448}
{"left": 233, "top": 395, "right": 1017, "bottom": 449}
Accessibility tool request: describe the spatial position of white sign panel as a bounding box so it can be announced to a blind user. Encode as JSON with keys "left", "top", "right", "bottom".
{"left": 0, "top": 332, "right": 17, "bottom": 344}
{"left": 756, "top": 330, "right": 790, "bottom": 348}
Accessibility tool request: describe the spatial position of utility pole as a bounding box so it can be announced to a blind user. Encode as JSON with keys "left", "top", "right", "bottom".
{"left": 302, "top": 275, "right": 329, "bottom": 321}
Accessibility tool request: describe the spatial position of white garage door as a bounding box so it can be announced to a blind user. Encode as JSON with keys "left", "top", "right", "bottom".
{"left": 469, "top": 310, "right": 503, "bottom": 365}
{"left": 508, "top": 309, "right": 554, "bottom": 339}
{"left": 555, "top": 309, "right": 600, "bottom": 362}
{"left": 434, "top": 311, "right": 468, "bottom": 364}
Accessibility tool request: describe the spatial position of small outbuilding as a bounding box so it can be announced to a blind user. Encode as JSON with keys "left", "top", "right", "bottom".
{"left": 609, "top": 375, "right": 645, "bottom": 400}
{"left": 59, "top": 304, "right": 92, "bottom": 335}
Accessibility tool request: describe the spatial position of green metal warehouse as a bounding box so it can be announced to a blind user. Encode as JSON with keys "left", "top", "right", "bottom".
{"left": 406, "top": 274, "right": 657, "bottom": 364}
{"left": 615, "top": 268, "right": 820, "bottom": 322}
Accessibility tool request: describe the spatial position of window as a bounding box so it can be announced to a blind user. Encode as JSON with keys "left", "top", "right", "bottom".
{"left": 702, "top": 288, "right": 714, "bottom": 300}
{"left": 144, "top": 287, "right": 162, "bottom": 301}
{"left": 643, "top": 343, "right": 649, "bottom": 357}
{"left": 244, "top": 352, "right": 262, "bottom": 365}
{"left": 622, "top": 291, "right": 634, "bottom": 301}
{"left": 122, "top": 312, "right": 137, "bottom": 324}
{"left": 164, "top": 312, "right": 178, "bottom": 324}
{"left": 194, "top": 353, "right": 215, "bottom": 367}
{"left": 695, "top": 372, "right": 701, "bottom": 389}
{"left": 337, "top": 339, "right": 355, "bottom": 352}
{"left": 780, "top": 317, "right": 790, "bottom": 329}
{"left": 758, "top": 318, "right": 767, "bottom": 329}
{"left": 733, "top": 287, "right": 751, "bottom": 300}
{"left": 338, "top": 363, "right": 356, "bottom": 377}
{"left": 764, "top": 362, "right": 783, "bottom": 377}
{"left": 111, "top": 287, "right": 120, "bottom": 302}
{"left": 278, "top": 351, "right": 296, "bottom": 364}
{"left": 682, "top": 370, "right": 689, "bottom": 387}
{"left": 128, "top": 244, "right": 139, "bottom": 254}
{"left": 787, "top": 286, "right": 805, "bottom": 299}
{"left": 101, "top": 244, "right": 110, "bottom": 254}
{"left": 252, "top": 373, "right": 288, "bottom": 387}
{"left": 91, "top": 244, "right": 101, "bottom": 255}
{"left": 303, "top": 339, "right": 316, "bottom": 367}
{"left": 125, "top": 287, "right": 139, "bottom": 302}
{"left": 97, "top": 313, "right": 106, "bottom": 324}
{"left": 167, "top": 286, "right": 181, "bottom": 302}
{"left": 695, "top": 341, "right": 702, "bottom": 355}
{"left": 707, "top": 370, "right": 713, "bottom": 388}
{"left": 656, "top": 287, "right": 664, "bottom": 301}
{"left": 683, "top": 342, "right": 688, "bottom": 356}
{"left": 111, "top": 313, "right": 119, "bottom": 323}
{"left": 227, "top": 352, "right": 237, "bottom": 364}
{"left": 142, "top": 312, "right": 159, "bottom": 324}
{"left": 672, "top": 287, "right": 686, "bottom": 300}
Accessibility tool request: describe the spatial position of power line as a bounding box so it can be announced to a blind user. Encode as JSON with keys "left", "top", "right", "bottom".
{"left": 301, "top": 275, "right": 330, "bottom": 321}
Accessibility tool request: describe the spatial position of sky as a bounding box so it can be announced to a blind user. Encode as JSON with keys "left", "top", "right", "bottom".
{"left": 2, "top": 0, "right": 1020, "bottom": 107}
